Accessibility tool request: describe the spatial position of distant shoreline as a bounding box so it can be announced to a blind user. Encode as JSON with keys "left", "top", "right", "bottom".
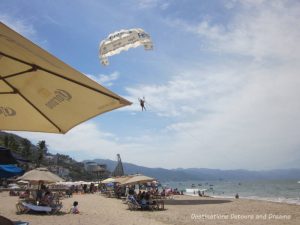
{"left": 184, "top": 193, "right": 300, "bottom": 206}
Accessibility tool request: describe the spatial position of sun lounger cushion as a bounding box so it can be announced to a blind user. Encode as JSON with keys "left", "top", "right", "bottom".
{"left": 22, "top": 202, "right": 52, "bottom": 212}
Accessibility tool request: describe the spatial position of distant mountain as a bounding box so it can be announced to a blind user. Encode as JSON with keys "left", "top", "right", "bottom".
{"left": 2, "top": 131, "right": 299, "bottom": 182}
{"left": 89, "top": 159, "right": 300, "bottom": 182}
{"left": 84, "top": 158, "right": 196, "bottom": 182}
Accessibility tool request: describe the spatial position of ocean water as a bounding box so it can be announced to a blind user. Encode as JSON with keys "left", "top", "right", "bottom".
{"left": 163, "top": 180, "right": 300, "bottom": 205}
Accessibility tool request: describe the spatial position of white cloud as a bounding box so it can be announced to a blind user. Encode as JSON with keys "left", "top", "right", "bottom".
{"left": 120, "top": 1, "right": 300, "bottom": 169}
{"left": 167, "top": 1, "right": 300, "bottom": 61}
{"left": 0, "top": 14, "right": 36, "bottom": 38}
{"left": 136, "top": 0, "right": 169, "bottom": 10}
{"left": 86, "top": 71, "right": 119, "bottom": 87}
{"left": 119, "top": 55, "right": 300, "bottom": 169}
{"left": 125, "top": 66, "right": 246, "bottom": 117}
{"left": 10, "top": 122, "right": 142, "bottom": 162}
{"left": 163, "top": 62, "right": 300, "bottom": 169}
{"left": 10, "top": 122, "right": 175, "bottom": 167}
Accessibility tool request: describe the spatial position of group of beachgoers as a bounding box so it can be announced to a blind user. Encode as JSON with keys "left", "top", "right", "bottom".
{"left": 14, "top": 182, "right": 64, "bottom": 213}
{"left": 99, "top": 183, "right": 185, "bottom": 211}
{"left": 8, "top": 179, "right": 182, "bottom": 214}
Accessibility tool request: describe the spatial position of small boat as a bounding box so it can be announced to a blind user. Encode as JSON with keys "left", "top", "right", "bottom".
{"left": 191, "top": 184, "right": 196, "bottom": 188}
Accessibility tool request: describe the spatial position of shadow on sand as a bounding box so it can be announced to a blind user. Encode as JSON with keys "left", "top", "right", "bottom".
{"left": 165, "top": 199, "right": 232, "bottom": 205}
{"left": 16, "top": 211, "right": 68, "bottom": 216}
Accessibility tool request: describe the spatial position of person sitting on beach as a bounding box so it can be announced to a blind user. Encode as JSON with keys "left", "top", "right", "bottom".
{"left": 40, "top": 191, "right": 53, "bottom": 206}
{"left": 140, "top": 191, "right": 146, "bottom": 202}
{"left": 19, "top": 189, "right": 30, "bottom": 199}
{"left": 140, "top": 192, "right": 149, "bottom": 209}
{"left": 128, "top": 187, "right": 135, "bottom": 196}
{"left": 137, "top": 191, "right": 142, "bottom": 202}
{"left": 145, "top": 191, "right": 150, "bottom": 202}
{"left": 70, "top": 201, "right": 80, "bottom": 214}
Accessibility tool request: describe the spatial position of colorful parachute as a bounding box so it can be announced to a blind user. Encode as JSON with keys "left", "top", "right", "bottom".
{"left": 99, "top": 28, "right": 153, "bottom": 66}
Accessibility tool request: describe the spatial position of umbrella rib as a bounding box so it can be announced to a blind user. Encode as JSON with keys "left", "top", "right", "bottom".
{"left": 0, "top": 67, "right": 37, "bottom": 79}
{"left": 0, "top": 91, "right": 16, "bottom": 94}
{"left": 1, "top": 78, "right": 63, "bottom": 133}
{"left": 0, "top": 51, "right": 124, "bottom": 102}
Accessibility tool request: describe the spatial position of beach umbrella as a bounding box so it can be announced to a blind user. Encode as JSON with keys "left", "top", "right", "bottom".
{"left": 121, "top": 175, "right": 155, "bottom": 186}
{"left": 0, "top": 22, "right": 131, "bottom": 134}
{"left": 114, "top": 176, "right": 133, "bottom": 184}
{"left": 17, "top": 167, "right": 64, "bottom": 184}
{"left": 101, "top": 177, "right": 116, "bottom": 184}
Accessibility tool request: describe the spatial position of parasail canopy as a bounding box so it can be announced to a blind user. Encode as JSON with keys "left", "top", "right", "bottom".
{"left": 99, "top": 28, "right": 153, "bottom": 66}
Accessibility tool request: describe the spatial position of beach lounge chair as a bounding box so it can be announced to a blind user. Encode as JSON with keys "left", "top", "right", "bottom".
{"left": 127, "top": 195, "right": 143, "bottom": 210}
{"left": 16, "top": 201, "right": 62, "bottom": 215}
{"left": 0, "top": 215, "right": 29, "bottom": 225}
{"left": 127, "top": 195, "right": 156, "bottom": 211}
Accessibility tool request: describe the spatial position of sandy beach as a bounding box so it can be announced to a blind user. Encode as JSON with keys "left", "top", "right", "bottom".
{"left": 0, "top": 191, "right": 299, "bottom": 225}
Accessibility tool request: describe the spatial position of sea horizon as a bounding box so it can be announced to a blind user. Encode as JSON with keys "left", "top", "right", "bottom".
{"left": 163, "top": 179, "right": 300, "bottom": 205}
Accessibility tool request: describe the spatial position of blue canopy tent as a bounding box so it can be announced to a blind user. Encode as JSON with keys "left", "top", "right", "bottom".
{"left": 0, "top": 146, "right": 25, "bottom": 178}
{"left": 0, "top": 164, "right": 24, "bottom": 178}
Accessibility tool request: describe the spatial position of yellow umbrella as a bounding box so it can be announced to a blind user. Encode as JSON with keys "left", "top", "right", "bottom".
{"left": 17, "top": 167, "right": 64, "bottom": 184}
{"left": 0, "top": 22, "right": 131, "bottom": 133}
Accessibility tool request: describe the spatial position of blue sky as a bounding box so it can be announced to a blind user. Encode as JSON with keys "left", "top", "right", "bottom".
{"left": 1, "top": 0, "right": 300, "bottom": 170}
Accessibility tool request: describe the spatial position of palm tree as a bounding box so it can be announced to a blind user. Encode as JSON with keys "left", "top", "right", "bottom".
{"left": 36, "top": 140, "right": 47, "bottom": 167}
{"left": 21, "top": 138, "right": 32, "bottom": 158}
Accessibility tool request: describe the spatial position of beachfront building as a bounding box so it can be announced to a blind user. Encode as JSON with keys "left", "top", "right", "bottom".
{"left": 85, "top": 161, "right": 109, "bottom": 179}
{"left": 48, "top": 165, "right": 70, "bottom": 179}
